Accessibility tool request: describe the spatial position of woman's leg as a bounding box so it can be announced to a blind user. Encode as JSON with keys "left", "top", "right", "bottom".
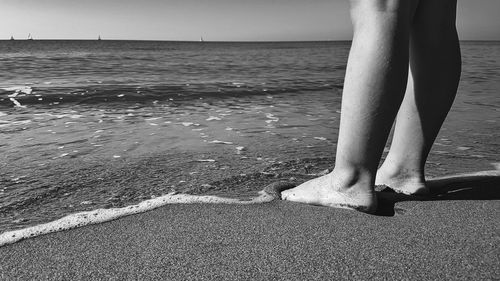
{"left": 282, "top": 0, "right": 418, "bottom": 213}
{"left": 376, "top": 0, "right": 461, "bottom": 195}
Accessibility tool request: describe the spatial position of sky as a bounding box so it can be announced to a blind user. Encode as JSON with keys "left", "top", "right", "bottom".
{"left": 1, "top": 0, "right": 499, "bottom": 41}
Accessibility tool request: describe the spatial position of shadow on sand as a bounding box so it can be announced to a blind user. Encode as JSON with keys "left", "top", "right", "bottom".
{"left": 376, "top": 172, "right": 500, "bottom": 216}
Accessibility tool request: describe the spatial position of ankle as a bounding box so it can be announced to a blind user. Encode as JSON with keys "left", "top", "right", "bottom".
{"left": 330, "top": 166, "right": 375, "bottom": 190}
{"left": 377, "top": 160, "right": 424, "bottom": 181}
{"left": 376, "top": 160, "right": 428, "bottom": 195}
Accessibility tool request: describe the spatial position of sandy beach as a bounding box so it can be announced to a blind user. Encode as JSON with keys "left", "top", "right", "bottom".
{"left": 1, "top": 171, "right": 499, "bottom": 280}
{"left": 1, "top": 0, "right": 500, "bottom": 276}
{"left": 1, "top": 40, "right": 499, "bottom": 279}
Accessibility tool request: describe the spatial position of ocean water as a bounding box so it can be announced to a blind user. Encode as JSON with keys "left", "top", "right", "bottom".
{"left": 0, "top": 40, "right": 499, "bottom": 233}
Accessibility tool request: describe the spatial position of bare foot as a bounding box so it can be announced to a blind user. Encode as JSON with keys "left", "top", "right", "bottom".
{"left": 281, "top": 170, "right": 377, "bottom": 213}
{"left": 375, "top": 168, "right": 429, "bottom": 195}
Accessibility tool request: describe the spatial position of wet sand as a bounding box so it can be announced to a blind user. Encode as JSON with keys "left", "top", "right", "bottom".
{"left": 1, "top": 173, "right": 499, "bottom": 280}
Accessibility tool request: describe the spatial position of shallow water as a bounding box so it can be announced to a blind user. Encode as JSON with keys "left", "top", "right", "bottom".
{"left": 0, "top": 41, "right": 499, "bottom": 232}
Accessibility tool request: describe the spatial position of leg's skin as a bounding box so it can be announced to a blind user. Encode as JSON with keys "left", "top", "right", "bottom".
{"left": 282, "top": 0, "right": 418, "bottom": 213}
{"left": 376, "top": 0, "right": 461, "bottom": 195}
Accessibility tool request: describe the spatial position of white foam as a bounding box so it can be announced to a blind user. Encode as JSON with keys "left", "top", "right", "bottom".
{"left": 9, "top": 98, "right": 26, "bottom": 108}
{"left": 265, "top": 113, "right": 279, "bottom": 123}
{"left": 2, "top": 86, "right": 32, "bottom": 95}
{"left": 206, "top": 116, "right": 221, "bottom": 121}
{"left": 428, "top": 170, "right": 500, "bottom": 184}
{"left": 197, "top": 159, "right": 215, "bottom": 162}
{"left": 210, "top": 140, "right": 233, "bottom": 145}
{"left": 0, "top": 191, "right": 274, "bottom": 247}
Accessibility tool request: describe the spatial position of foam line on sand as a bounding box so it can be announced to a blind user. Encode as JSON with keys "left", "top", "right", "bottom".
{"left": 0, "top": 191, "right": 277, "bottom": 247}
{"left": 1, "top": 169, "right": 498, "bottom": 248}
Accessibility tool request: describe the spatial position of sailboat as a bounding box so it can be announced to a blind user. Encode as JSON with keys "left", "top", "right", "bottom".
{"left": 200, "top": 36, "right": 204, "bottom": 42}
{"left": 10, "top": 36, "right": 14, "bottom": 40}
{"left": 27, "top": 33, "right": 34, "bottom": 40}
{"left": 98, "top": 35, "right": 102, "bottom": 41}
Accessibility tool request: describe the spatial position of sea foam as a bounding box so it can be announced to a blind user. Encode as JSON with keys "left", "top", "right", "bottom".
{"left": 0, "top": 191, "right": 275, "bottom": 247}
{"left": 2, "top": 86, "right": 33, "bottom": 95}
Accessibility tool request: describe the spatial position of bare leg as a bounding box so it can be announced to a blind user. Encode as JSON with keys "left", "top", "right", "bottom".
{"left": 282, "top": 0, "right": 418, "bottom": 213}
{"left": 376, "top": 0, "right": 461, "bottom": 195}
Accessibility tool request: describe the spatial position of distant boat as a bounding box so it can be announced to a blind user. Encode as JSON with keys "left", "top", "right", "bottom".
{"left": 27, "top": 33, "right": 33, "bottom": 40}
{"left": 200, "top": 36, "right": 204, "bottom": 42}
{"left": 98, "top": 35, "right": 101, "bottom": 41}
{"left": 10, "top": 36, "right": 14, "bottom": 40}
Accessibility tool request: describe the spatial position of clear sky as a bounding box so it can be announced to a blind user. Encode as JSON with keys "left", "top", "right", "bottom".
{"left": 1, "top": 0, "right": 499, "bottom": 41}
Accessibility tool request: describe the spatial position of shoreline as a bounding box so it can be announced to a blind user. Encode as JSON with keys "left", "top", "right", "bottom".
{"left": 0, "top": 190, "right": 278, "bottom": 247}
{"left": 1, "top": 174, "right": 498, "bottom": 279}
{"left": 1, "top": 168, "right": 498, "bottom": 248}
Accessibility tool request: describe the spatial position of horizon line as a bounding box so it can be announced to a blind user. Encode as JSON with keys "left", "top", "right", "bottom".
{"left": 2, "top": 38, "right": 500, "bottom": 43}
{"left": 2, "top": 38, "right": 349, "bottom": 43}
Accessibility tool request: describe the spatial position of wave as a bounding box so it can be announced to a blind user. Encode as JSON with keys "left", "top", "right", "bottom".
{"left": 0, "top": 82, "right": 341, "bottom": 107}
